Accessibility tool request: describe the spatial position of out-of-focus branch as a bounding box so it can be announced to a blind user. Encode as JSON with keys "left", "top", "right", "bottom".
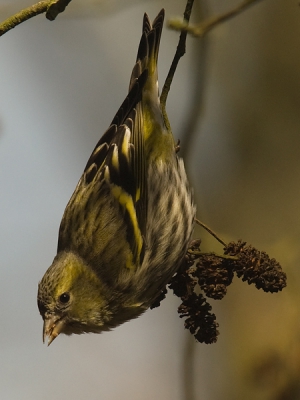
{"left": 0, "top": 0, "right": 72, "bottom": 37}
{"left": 168, "top": 0, "right": 264, "bottom": 37}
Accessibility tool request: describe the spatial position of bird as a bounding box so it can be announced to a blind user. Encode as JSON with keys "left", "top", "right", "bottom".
{"left": 37, "top": 8, "right": 195, "bottom": 346}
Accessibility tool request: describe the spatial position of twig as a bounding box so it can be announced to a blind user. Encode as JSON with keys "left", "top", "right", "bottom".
{"left": 188, "top": 250, "right": 238, "bottom": 260}
{"left": 160, "top": 0, "right": 195, "bottom": 132}
{"left": 0, "top": 0, "right": 72, "bottom": 37}
{"left": 168, "top": 0, "right": 264, "bottom": 37}
{"left": 0, "top": 2, "right": 48, "bottom": 36}
{"left": 195, "top": 218, "right": 227, "bottom": 247}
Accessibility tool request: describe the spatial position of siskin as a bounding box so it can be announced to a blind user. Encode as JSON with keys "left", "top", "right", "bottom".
{"left": 37, "top": 9, "right": 195, "bottom": 345}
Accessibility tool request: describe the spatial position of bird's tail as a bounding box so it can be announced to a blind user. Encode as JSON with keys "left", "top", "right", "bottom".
{"left": 129, "top": 9, "right": 165, "bottom": 92}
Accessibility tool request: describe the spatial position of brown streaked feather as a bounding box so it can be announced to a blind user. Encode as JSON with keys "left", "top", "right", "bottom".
{"left": 57, "top": 10, "right": 165, "bottom": 271}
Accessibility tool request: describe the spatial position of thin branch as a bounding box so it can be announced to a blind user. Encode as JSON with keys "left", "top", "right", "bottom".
{"left": 195, "top": 218, "right": 227, "bottom": 247}
{"left": 0, "top": 2, "right": 48, "bottom": 36}
{"left": 160, "top": 0, "right": 195, "bottom": 132}
{"left": 187, "top": 249, "right": 238, "bottom": 261}
{"left": 0, "top": 0, "right": 72, "bottom": 37}
{"left": 168, "top": 0, "right": 264, "bottom": 37}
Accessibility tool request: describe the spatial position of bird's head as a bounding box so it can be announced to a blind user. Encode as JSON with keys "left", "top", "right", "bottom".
{"left": 37, "top": 252, "right": 109, "bottom": 345}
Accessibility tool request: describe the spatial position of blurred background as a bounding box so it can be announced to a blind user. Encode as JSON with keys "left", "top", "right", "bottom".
{"left": 0, "top": 0, "right": 299, "bottom": 399}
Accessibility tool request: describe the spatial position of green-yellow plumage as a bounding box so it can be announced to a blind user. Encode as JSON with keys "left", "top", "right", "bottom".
{"left": 37, "top": 9, "right": 195, "bottom": 345}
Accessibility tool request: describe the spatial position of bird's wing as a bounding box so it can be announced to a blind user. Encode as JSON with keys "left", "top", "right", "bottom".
{"left": 57, "top": 71, "right": 148, "bottom": 274}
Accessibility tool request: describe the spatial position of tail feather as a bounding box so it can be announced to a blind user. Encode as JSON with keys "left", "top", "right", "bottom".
{"left": 142, "top": 12, "right": 152, "bottom": 35}
{"left": 146, "top": 9, "right": 164, "bottom": 76}
{"left": 129, "top": 9, "right": 165, "bottom": 91}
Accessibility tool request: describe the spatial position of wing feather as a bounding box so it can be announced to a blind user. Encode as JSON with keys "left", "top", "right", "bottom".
{"left": 58, "top": 71, "right": 148, "bottom": 271}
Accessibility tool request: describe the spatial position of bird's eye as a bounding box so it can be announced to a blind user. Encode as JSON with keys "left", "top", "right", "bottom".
{"left": 59, "top": 292, "right": 70, "bottom": 304}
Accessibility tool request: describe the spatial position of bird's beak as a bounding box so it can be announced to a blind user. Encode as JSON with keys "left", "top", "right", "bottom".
{"left": 43, "top": 316, "right": 65, "bottom": 346}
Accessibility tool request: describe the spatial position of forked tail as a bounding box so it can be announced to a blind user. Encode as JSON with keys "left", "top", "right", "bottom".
{"left": 129, "top": 9, "right": 165, "bottom": 92}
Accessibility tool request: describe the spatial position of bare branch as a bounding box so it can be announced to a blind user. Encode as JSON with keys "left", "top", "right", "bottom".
{"left": 160, "top": 0, "right": 195, "bottom": 131}
{"left": 168, "top": 0, "right": 264, "bottom": 38}
{"left": 0, "top": 0, "right": 72, "bottom": 37}
{"left": 195, "top": 219, "right": 227, "bottom": 247}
